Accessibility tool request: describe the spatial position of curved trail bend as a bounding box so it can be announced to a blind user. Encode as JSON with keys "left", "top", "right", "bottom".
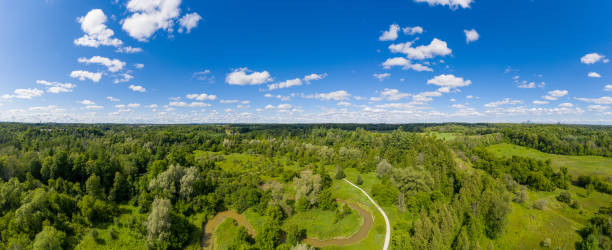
{"left": 201, "top": 179, "right": 390, "bottom": 250}
{"left": 342, "top": 178, "right": 390, "bottom": 250}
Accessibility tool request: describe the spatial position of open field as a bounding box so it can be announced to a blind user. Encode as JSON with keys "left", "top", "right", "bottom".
{"left": 486, "top": 143, "right": 612, "bottom": 178}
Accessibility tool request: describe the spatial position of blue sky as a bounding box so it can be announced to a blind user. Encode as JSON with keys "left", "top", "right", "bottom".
{"left": 0, "top": 0, "right": 611, "bottom": 123}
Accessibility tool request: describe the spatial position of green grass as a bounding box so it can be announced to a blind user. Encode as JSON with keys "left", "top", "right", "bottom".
{"left": 283, "top": 207, "right": 362, "bottom": 240}
{"left": 75, "top": 225, "right": 147, "bottom": 250}
{"left": 486, "top": 143, "right": 612, "bottom": 177}
{"left": 213, "top": 218, "right": 242, "bottom": 250}
{"left": 479, "top": 143, "right": 612, "bottom": 249}
{"left": 418, "top": 132, "right": 458, "bottom": 141}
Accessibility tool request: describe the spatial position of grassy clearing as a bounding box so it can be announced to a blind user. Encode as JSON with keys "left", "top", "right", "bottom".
{"left": 283, "top": 207, "right": 362, "bottom": 240}
{"left": 486, "top": 143, "right": 612, "bottom": 177}
{"left": 213, "top": 218, "right": 242, "bottom": 250}
{"left": 75, "top": 225, "right": 147, "bottom": 250}
{"left": 418, "top": 132, "right": 459, "bottom": 141}
{"left": 485, "top": 144, "right": 612, "bottom": 249}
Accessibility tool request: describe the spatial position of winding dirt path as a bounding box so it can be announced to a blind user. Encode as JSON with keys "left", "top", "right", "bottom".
{"left": 201, "top": 211, "right": 256, "bottom": 250}
{"left": 201, "top": 202, "right": 373, "bottom": 249}
{"left": 343, "top": 178, "right": 390, "bottom": 250}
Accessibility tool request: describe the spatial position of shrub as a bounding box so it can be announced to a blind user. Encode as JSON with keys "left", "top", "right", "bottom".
{"left": 534, "top": 199, "right": 547, "bottom": 210}
{"left": 356, "top": 175, "right": 363, "bottom": 185}
{"left": 556, "top": 191, "right": 571, "bottom": 204}
{"left": 540, "top": 238, "right": 551, "bottom": 248}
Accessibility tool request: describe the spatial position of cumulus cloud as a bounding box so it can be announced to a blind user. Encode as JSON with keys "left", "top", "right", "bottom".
{"left": 114, "top": 73, "right": 134, "bottom": 84}
{"left": 78, "top": 100, "right": 95, "bottom": 105}
{"left": 379, "top": 24, "right": 400, "bottom": 41}
{"left": 427, "top": 74, "right": 471, "bottom": 88}
{"left": 129, "top": 84, "right": 146, "bottom": 92}
{"left": 413, "top": 0, "right": 474, "bottom": 9}
{"left": 304, "top": 73, "right": 327, "bottom": 83}
{"left": 169, "top": 101, "right": 210, "bottom": 108}
{"left": 605, "top": 85, "right": 612, "bottom": 92}
{"left": 122, "top": 0, "right": 182, "bottom": 41}
{"left": 116, "top": 46, "right": 143, "bottom": 53}
{"left": 36, "top": 80, "right": 76, "bottom": 93}
{"left": 558, "top": 103, "right": 573, "bottom": 108}
{"left": 373, "top": 73, "right": 391, "bottom": 82}
{"left": 574, "top": 96, "right": 612, "bottom": 104}
{"left": 135, "top": 63, "right": 145, "bottom": 69}
{"left": 78, "top": 56, "right": 126, "bottom": 72}
{"left": 403, "top": 26, "right": 424, "bottom": 35}
{"left": 581, "top": 53, "right": 607, "bottom": 64}
{"left": 178, "top": 12, "right": 201, "bottom": 33}
{"left": 382, "top": 57, "right": 433, "bottom": 72}
{"left": 193, "top": 69, "right": 213, "bottom": 82}
{"left": 588, "top": 105, "right": 609, "bottom": 112}
{"left": 226, "top": 68, "right": 272, "bottom": 85}
{"left": 380, "top": 88, "right": 411, "bottom": 101}
{"left": 464, "top": 29, "right": 479, "bottom": 43}
{"left": 74, "top": 9, "right": 123, "bottom": 48}
{"left": 186, "top": 93, "right": 217, "bottom": 101}
{"left": 533, "top": 100, "right": 549, "bottom": 105}
{"left": 106, "top": 96, "right": 120, "bottom": 102}
{"left": 389, "top": 38, "right": 452, "bottom": 60}
{"left": 518, "top": 82, "right": 536, "bottom": 88}
{"left": 268, "top": 78, "right": 302, "bottom": 90}
{"left": 1, "top": 88, "right": 44, "bottom": 100}
{"left": 543, "top": 90, "right": 568, "bottom": 101}
{"left": 70, "top": 70, "right": 102, "bottom": 82}
{"left": 484, "top": 98, "right": 523, "bottom": 108}
{"left": 588, "top": 72, "right": 601, "bottom": 78}
{"left": 307, "top": 90, "right": 351, "bottom": 101}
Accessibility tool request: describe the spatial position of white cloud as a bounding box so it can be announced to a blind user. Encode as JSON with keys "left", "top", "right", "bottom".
{"left": 129, "top": 84, "right": 146, "bottom": 92}
{"left": 178, "top": 12, "right": 201, "bottom": 33}
{"left": 605, "top": 85, "right": 612, "bottom": 92}
{"left": 186, "top": 93, "right": 217, "bottom": 101}
{"left": 464, "top": 29, "right": 479, "bottom": 43}
{"left": 581, "top": 53, "right": 607, "bottom": 64}
{"left": 381, "top": 57, "right": 433, "bottom": 72}
{"left": 268, "top": 78, "right": 302, "bottom": 90}
{"left": 543, "top": 90, "right": 568, "bottom": 101}
{"left": 36, "top": 80, "right": 76, "bottom": 93}
{"left": 484, "top": 98, "right": 522, "bottom": 108}
{"left": 574, "top": 96, "right": 612, "bottom": 104}
{"left": 74, "top": 9, "right": 123, "bottom": 48}
{"left": 106, "top": 96, "right": 120, "bottom": 102}
{"left": 114, "top": 73, "right": 134, "bottom": 84}
{"left": 135, "top": 63, "right": 145, "bottom": 69}
{"left": 588, "top": 72, "right": 601, "bottom": 78}
{"left": 588, "top": 105, "right": 609, "bottom": 112}
{"left": 78, "top": 56, "right": 126, "bottom": 72}
{"left": 193, "top": 69, "right": 213, "bottom": 81}
{"left": 380, "top": 88, "right": 411, "bottom": 101}
{"left": 226, "top": 68, "right": 272, "bottom": 85}
{"left": 277, "top": 104, "right": 292, "bottom": 109}
{"left": 379, "top": 24, "right": 400, "bottom": 41}
{"left": 518, "top": 82, "right": 536, "bottom": 88}
{"left": 414, "top": 0, "right": 474, "bottom": 9}
{"left": 127, "top": 103, "right": 141, "bottom": 108}
{"left": 533, "top": 100, "right": 549, "bottom": 105}
{"left": 311, "top": 90, "right": 351, "bottom": 101}
{"left": 304, "top": 73, "right": 327, "bottom": 82}
{"left": 427, "top": 74, "right": 471, "bottom": 88}
{"left": 70, "top": 70, "right": 102, "bottom": 82}
{"left": 558, "top": 103, "right": 573, "bottom": 108}
{"left": 402, "top": 26, "right": 423, "bottom": 35}
{"left": 220, "top": 99, "right": 239, "bottom": 104}
{"left": 116, "top": 46, "right": 143, "bottom": 53}
{"left": 389, "top": 38, "right": 452, "bottom": 60}
{"left": 122, "top": 0, "right": 182, "bottom": 41}
{"left": 169, "top": 101, "right": 210, "bottom": 108}
{"left": 79, "top": 100, "right": 95, "bottom": 105}
{"left": 85, "top": 105, "right": 104, "bottom": 110}
{"left": 2, "top": 88, "right": 44, "bottom": 100}
{"left": 337, "top": 101, "right": 351, "bottom": 107}
{"left": 373, "top": 73, "right": 391, "bottom": 82}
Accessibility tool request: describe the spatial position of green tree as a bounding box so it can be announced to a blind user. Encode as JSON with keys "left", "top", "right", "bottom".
{"left": 147, "top": 198, "right": 171, "bottom": 247}
{"left": 109, "top": 172, "right": 130, "bottom": 202}
{"left": 33, "top": 226, "right": 65, "bottom": 250}
{"left": 334, "top": 166, "right": 345, "bottom": 180}
{"left": 355, "top": 175, "right": 363, "bottom": 185}
{"left": 86, "top": 174, "right": 104, "bottom": 200}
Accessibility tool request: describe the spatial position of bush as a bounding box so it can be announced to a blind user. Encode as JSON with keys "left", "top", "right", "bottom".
{"left": 556, "top": 191, "right": 571, "bottom": 204}
{"left": 355, "top": 175, "right": 363, "bottom": 185}
{"left": 334, "top": 166, "right": 345, "bottom": 180}
{"left": 534, "top": 199, "right": 547, "bottom": 210}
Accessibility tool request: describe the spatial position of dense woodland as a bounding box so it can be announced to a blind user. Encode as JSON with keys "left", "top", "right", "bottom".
{"left": 0, "top": 123, "right": 610, "bottom": 249}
